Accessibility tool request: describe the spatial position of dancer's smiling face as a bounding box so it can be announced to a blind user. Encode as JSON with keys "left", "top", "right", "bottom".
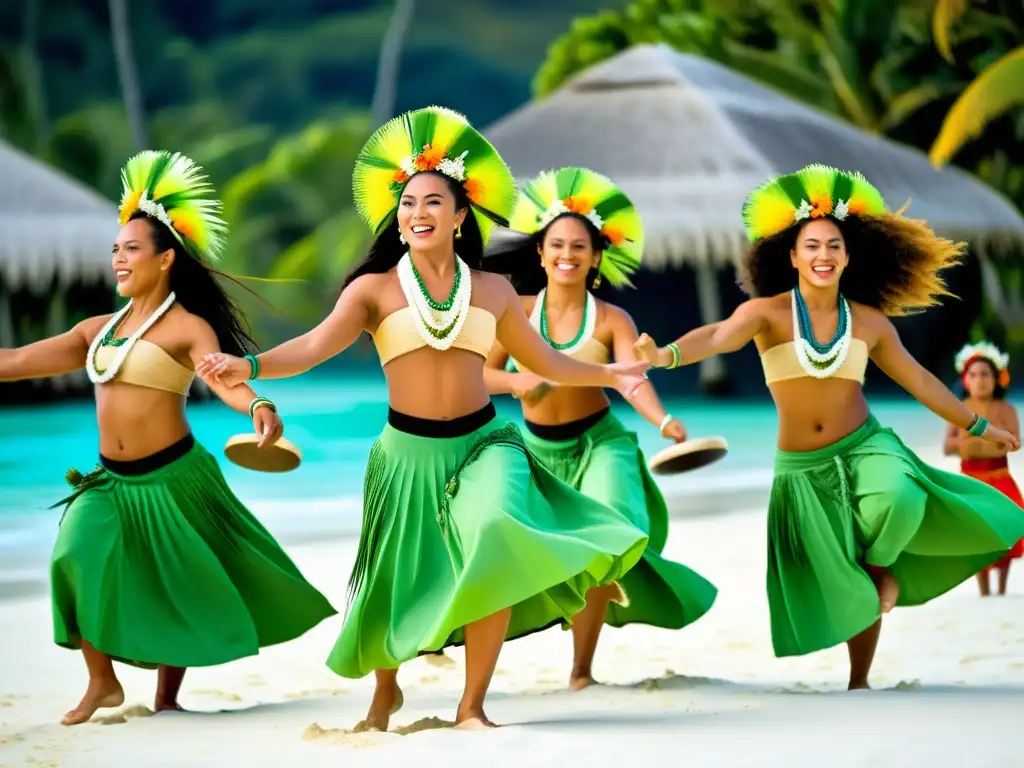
{"left": 539, "top": 215, "right": 602, "bottom": 288}
{"left": 397, "top": 172, "right": 467, "bottom": 252}
{"left": 111, "top": 216, "right": 174, "bottom": 298}
{"left": 791, "top": 218, "right": 848, "bottom": 289}
{"left": 964, "top": 359, "right": 997, "bottom": 399}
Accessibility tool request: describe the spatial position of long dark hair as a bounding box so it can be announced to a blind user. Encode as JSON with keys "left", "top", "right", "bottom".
{"left": 343, "top": 172, "right": 484, "bottom": 289}
{"left": 738, "top": 213, "right": 963, "bottom": 316}
{"left": 483, "top": 212, "right": 605, "bottom": 295}
{"left": 131, "top": 211, "right": 258, "bottom": 357}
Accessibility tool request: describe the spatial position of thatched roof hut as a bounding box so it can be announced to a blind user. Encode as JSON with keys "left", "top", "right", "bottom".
{"left": 0, "top": 140, "right": 117, "bottom": 394}
{"left": 485, "top": 44, "right": 1024, "bottom": 388}
{"left": 486, "top": 43, "right": 1024, "bottom": 266}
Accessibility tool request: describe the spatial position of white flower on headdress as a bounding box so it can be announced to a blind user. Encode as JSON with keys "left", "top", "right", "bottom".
{"left": 955, "top": 341, "right": 1009, "bottom": 374}
{"left": 794, "top": 200, "right": 812, "bottom": 221}
{"left": 834, "top": 199, "right": 850, "bottom": 220}
{"left": 398, "top": 148, "right": 469, "bottom": 184}
{"left": 136, "top": 191, "right": 174, "bottom": 231}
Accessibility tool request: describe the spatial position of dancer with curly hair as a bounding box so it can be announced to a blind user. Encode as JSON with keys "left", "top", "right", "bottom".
{"left": 635, "top": 164, "right": 1024, "bottom": 689}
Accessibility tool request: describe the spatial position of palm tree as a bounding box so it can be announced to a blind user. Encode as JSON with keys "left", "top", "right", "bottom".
{"left": 108, "top": 0, "right": 149, "bottom": 151}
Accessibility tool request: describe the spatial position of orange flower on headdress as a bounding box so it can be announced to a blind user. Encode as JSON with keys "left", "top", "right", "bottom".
{"left": 415, "top": 144, "right": 446, "bottom": 172}
{"left": 1000, "top": 369, "right": 1011, "bottom": 388}
{"left": 463, "top": 177, "right": 484, "bottom": 205}
{"left": 602, "top": 226, "right": 625, "bottom": 246}
{"left": 562, "top": 196, "right": 594, "bottom": 215}
{"left": 809, "top": 195, "right": 833, "bottom": 218}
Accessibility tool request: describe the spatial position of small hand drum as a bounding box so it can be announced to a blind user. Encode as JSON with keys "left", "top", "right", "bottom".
{"left": 648, "top": 435, "right": 728, "bottom": 475}
{"left": 224, "top": 433, "right": 302, "bottom": 473}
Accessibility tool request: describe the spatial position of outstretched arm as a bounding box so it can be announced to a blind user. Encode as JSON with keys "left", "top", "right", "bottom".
{"left": 492, "top": 277, "right": 645, "bottom": 393}
{"left": 187, "top": 317, "right": 283, "bottom": 446}
{"left": 198, "top": 276, "right": 375, "bottom": 386}
{"left": 0, "top": 315, "right": 109, "bottom": 382}
{"left": 634, "top": 299, "right": 767, "bottom": 369}
{"left": 610, "top": 307, "right": 685, "bottom": 439}
{"left": 483, "top": 338, "right": 553, "bottom": 403}
{"left": 872, "top": 317, "right": 1018, "bottom": 452}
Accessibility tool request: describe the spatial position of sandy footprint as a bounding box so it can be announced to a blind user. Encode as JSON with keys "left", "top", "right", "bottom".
{"left": 393, "top": 716, "right": 455, "bottom": 735}
{"left": 189, "top": 689, "right": 242, "bottom": 702}
{"left": 94, "top": 704, "right": 155, "bottom": 725}
{"left": 302, "top": 722, "right": 386, "bottom": 748}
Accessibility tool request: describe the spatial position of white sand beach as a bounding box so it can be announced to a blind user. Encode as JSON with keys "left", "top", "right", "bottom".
{"left": 1, "top": 445, "right": 1023, "bottom": 767}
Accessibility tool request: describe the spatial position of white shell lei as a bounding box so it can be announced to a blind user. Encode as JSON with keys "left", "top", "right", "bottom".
{"left": 791, "top": 289, "right": 853, "bottom": 379}
{"left": 396, "top": 253, "right": 472, "bottom": 352}
{"left": 85, "top": 292, "right": 177, "bottom": 384}
{"left": 508, "top": 289, "right": 596, "bottom": 371}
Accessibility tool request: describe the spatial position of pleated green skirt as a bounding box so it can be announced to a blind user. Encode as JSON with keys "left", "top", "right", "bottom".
{"left": 523, "top": 412, "right": 717, "bottom": 630}
{"left": 326, "top": 416, "right": 649, "bottom": 679}
{"left": 50, "top": 440, "right": 337, "bottom": 669}
{"left": 769, "top": 414, "right": 1024, "bottom": 657}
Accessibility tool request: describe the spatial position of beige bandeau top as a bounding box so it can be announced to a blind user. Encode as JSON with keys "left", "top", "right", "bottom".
{"left": 513, "top": 337, "right": 611, "bottom": 373}
{"left": 760, "top": 338, "right": 869, "bottom": 385}
{"left": 372, "top": 306, "right": 497, "bottom": 366}
{"left": 92, "top": 340, "right": 195, "bottom": 396}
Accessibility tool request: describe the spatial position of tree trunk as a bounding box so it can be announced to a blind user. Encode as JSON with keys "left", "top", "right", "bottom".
{"left": 370, "top": 0, "right": 415, "bottom": 128}
{"left": 108, "top": 0, "right": 148, "bottom": 151}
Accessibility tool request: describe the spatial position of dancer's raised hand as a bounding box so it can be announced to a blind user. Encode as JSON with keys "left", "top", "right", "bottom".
{"left": 606, "top": 360, "right": 650, "bottom": 399}
{"left": 196, "top": 353, "right": 248, "bottom": 388}
{"left": 980, "top": 423, "right": 1021, "bottom": 453}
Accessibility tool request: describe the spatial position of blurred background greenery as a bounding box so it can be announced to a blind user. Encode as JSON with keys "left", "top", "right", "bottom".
{"left": 1, "top": 0, "right": 1022, "bottom": 399}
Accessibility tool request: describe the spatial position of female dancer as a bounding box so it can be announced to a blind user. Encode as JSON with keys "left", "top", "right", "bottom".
{"left": 0, "top": 151, "right": 336, "bottom": 725}
{"left": 944, "top": 342, "right": 1024, "bottom": 596}
{"left": 633, "top": 164, "right": 1024, "bottom": 689}
{"left": 482, "top": 167, "right": 717, "bottom": 691}
{"left": 197, "top": 107, "right": 650, "bottom": 730}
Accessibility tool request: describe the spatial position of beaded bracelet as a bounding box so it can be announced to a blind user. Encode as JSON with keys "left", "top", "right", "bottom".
{"left": 967, "top": 415, "right": 989, "bottom": 437}
{"left": 243, "top": 353, "right": 261, "bottom": 380}
{"left": 663, "top": 343, "right": 681, "bottom": 370}
{"left": 248, "top": 396, "right": 276, "bottom": 419}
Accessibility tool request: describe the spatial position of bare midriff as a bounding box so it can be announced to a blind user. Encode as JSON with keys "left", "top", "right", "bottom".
{"left": 95, "top": 383, "right": 190, "bottom": 460}
{"left": 769, "top": 378, "right": 870, "bottom": 452}
{"left": 382, "top": 347, "right": 492, "bottom": 420}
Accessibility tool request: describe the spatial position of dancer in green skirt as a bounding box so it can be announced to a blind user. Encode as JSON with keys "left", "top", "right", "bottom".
{"left": 481, "top": 167, "right": 717, "bottom": 690}
{"left": 633, "top": 164, "right": 1024, "bottom": 689}
{"left": 196, "top": 107, "right": 650, "bottom": 730}
{"left": 0, "top": 152, "right": 336, "bottom": 725}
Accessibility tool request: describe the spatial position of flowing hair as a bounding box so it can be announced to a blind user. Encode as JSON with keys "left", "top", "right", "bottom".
{"left": 343, "top": 172, "right": 484, "bottom": 289}
{"left": 738, "top": 212, "right": 966, "bottom": 316}
{"left": 131, "top": 211, "right": 259, "bottom": 356}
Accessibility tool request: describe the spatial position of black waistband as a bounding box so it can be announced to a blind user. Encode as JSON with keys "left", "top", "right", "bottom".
{"left": 387, "top": 402, "right": 496, "bottom": 438}
{"left": 524, "top": 407, "right": 609, "bottom": 441}
{"left": 100, "top": 434, "right": 195, "bottom": 475}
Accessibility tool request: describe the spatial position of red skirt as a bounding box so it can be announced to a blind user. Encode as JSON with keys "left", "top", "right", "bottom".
{"left": 962, "top": 457, "right": 1024, "bottom": 568}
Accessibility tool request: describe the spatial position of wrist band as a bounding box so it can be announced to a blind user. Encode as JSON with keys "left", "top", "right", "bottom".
{"left": 663, "top": 343, "right": 681, "bottom": 370}
{"left": 248, "top": 396, "right": 276, "bottom": 419}
{"left": 967, "top": 415, "right": 989, "bottom": 437}
{"left": 243, "top": 353, "right": 261, "bottom": 380}
{"left": 659, "top": 414, "right": 674, "bottom": 434}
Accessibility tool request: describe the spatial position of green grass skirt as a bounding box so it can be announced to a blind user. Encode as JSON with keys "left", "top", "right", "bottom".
{"left": 50, "top": 441, "right": 337, "bottom": 669}
{"left": 326, "top": 416, "right": 649, "bottom": 678}
{"left": 769, "top": 414, "right": 1024, "bottom": 657}
{"left": 523, "top": 412, "right": 717, "bottom": 630}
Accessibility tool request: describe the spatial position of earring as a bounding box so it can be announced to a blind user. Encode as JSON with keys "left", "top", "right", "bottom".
{"left": 399, "top": 232, "right": 406, "bottom": 245}
{"left": 455, "top": 223, "right": 462, "bottom": 240}
{"left": 592, "top": 273, "right": 602, "bottom": 290}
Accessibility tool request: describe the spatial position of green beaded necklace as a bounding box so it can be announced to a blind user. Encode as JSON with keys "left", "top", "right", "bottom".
{"left": 540, "top": 292, "right": 588, "bottom": 351}
{"left": 101, "top": 310, "right": 132, "bottom": 348}
{"left": 410, "top": 258, "right": 460, "bottom": 312}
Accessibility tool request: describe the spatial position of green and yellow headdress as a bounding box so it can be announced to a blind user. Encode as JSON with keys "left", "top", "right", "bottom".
{"left": 742, "top": 164, "right": 887, "bottom": 243}
{"left": 509, "top": 167, "right": 644, "bottom": 288}
{"left": 118, "top": 150, "right": 227, "bottom": 261}
{"left": 352, "top": 106, "right": 516, "bottom": 244}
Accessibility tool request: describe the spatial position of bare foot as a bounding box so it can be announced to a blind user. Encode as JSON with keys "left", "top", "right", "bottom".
{"left": 454, "top": 709, "right": 499, "bottom": 730}
{"left": 61, "top": 680, "right": 125, "bottom": 726}
{"left": 154, "top": 700, "right": 186, "bottom": 713}
{"left": 876, "top": 571, "right": 899, "bottom": 614}
{"left": 353, "top": 682, "right": 403, "bottom": 732}
{"left": 568, "top": 674, "right": 597, "bottom": 692}
{"left": 425, "top": 651, "right": 456, "bottom": 669}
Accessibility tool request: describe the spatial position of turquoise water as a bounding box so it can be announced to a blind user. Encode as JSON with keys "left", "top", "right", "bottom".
{"left": 0, "top": 371, "right": 955, "bottom": 564}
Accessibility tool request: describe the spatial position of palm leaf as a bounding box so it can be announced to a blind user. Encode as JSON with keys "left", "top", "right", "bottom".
{"left": 929, "top": 46, "right": 1024, "bottom": 167}
{"left": 932, "top": 0, "right": 969, "bottom": 63}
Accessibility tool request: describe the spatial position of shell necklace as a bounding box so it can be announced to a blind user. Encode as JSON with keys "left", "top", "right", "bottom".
{"left": 86, "top": 292, "right": 177, "bottom": 384}
{"left": 397, "top": 253, "right": 471, "bottom": 351}
{"left": 507, "top": 289, "right": 596, "bottom": 371}
{"left": 791, "top": 287, "right": 852, "bottom": 379}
